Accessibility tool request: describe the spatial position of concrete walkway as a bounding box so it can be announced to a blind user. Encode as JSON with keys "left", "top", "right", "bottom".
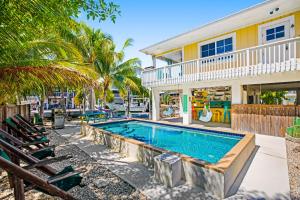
{"left": 227, "top": 134, "right": 290, "bottom": 200}
{"left": 54, "top": 123, "right": 290, "bottom": 200}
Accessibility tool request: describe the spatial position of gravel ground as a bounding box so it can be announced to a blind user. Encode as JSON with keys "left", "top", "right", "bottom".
{"left": 0, "top": 130, "right": 146, "bottom": 200}
{"left": 286, "top": 139, "right": 300, "bottom": 200}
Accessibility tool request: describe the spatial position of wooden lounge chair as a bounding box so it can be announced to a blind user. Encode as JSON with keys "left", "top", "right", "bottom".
{"left": 0, "top": 137, "right": 83, "bottom": 200}
{"left": 0, "top": 154, "right": 79, "bottom": 200}
{"left": 9, "top": 116, "right": 48, "bottom": 137}
{"left": 33, "top": 113, "right": 44, "bottom": 125}
{"left": 3, "top": 117, "right": 50, "bottom": 148}
{"left": 15, "top": 114, "right": 46, "bottom": 134}
{"left": 0, "top": 129, "right": 55, "bottom": 160}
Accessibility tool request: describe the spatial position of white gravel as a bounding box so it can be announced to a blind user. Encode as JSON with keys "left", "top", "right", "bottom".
{"left": 0, "top": 130, "right": 146, "bottom": 200}
{"left": 286, "top": 139, "right": 300, "bottom": 200}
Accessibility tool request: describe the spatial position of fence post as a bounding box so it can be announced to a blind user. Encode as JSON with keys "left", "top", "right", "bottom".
{"left": 27, "top": 104, "right": 31, "bottom": 120}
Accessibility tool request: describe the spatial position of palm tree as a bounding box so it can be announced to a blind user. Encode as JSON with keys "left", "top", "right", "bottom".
{"left": 59, "top": 24, "right": 146, "bottom": 114}
{"left": 58, "top": 22, "right": 113, "bottom": 110}
{"left": 0, "top": 0, "right": 120, "bottom": 109}
{"left": 95, "top": 38, "right": 143, "bottom": 108}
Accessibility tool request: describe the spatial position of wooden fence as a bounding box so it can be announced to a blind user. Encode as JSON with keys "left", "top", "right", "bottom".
{"left": 231, "top": 104, "right": 300, "bottom": 137}
{"left": 0, "top": 104, "right": 31, "bottom": 124}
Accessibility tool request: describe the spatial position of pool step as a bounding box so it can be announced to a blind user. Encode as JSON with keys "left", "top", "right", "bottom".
{"left": 154, "top": 153, "right": 183, "bottom": 187}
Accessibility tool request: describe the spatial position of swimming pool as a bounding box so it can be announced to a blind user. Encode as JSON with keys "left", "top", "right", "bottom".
{"left": 95, "top": 120, "right": 242, "bottom": 163}
{"left": 83, "top": 119, "right": 255, "bottom": 198}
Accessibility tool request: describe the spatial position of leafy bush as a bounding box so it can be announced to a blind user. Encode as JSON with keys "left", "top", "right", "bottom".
{"left": 260, "top": 91, "right": 287, "bottom": 105}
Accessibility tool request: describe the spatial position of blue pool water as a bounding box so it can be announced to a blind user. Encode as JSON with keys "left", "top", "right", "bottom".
{"left": 95, "top": 120, "right": 243, "bottom": 163}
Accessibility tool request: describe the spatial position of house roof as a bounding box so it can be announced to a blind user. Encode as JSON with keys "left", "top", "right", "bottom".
{"left": 140, "top": 0, "right": 300, "bottom": 56}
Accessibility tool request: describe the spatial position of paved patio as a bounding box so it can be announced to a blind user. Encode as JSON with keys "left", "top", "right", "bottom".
{"left": 54, "top": 122, "right": 290, "bottom": 199}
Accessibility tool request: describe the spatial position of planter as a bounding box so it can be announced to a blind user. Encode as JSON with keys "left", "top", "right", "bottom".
{"left": 286, "top": 134, "right": 300, "bottom": 143}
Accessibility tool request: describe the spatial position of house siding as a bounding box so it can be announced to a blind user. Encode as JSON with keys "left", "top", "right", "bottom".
{"left": 164, "top": 11, "right": 300, "bottom": 62}
{"left": 183, "top": 43, "right": 198, "bottom": 61}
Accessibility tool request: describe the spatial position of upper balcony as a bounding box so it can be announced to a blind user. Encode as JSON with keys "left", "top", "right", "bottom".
{"left": 142, "top": 37, "right": 300, "bottom": 88}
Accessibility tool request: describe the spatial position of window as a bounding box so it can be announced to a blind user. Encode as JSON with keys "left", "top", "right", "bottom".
{"left": 266, "top": 25, "right": 285, "bottom": 41}
{"left": 201, "top": 37, "right": 233, "bottom": 58}
{"left": 201, "top": 42, "right": 215, "bottom": 57}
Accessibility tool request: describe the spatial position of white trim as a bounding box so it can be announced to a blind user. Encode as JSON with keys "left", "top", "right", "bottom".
{"left": 258, "top": 15, "right": 295, "bottom": 44}
{"left": 140, "top": 0, "right": 300, "bottom": 55}
{"left": 157, "top": 49, "right": 183, "bottom": 62}
{"left": 197, "top": 32, "right": 237, "bottom": 59}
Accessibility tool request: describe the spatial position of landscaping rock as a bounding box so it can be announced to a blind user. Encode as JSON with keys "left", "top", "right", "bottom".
{"left": 94, "top": 178, "right": 109, "bottom": 188}
{"left": 286, "top": 139, "right": 300, "bottom": 200}
{"left": 0, "top": 130, "right": 145, "bottom": 200}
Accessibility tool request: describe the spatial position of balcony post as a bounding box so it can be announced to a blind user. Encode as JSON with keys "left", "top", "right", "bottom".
{"left": 197, "top": 59, "right": 200, "bottom": 80}
{"left": 246, "top": 49, "right": 250, "bottom": 75}
{"left": 164, "top": 66, "right": 167, "bottom": 83}
{"left": 182, "top": 87, "right": 192, "bottom": 125}
{"left": 151, "top": 88, "right": 160, "bottom": 121}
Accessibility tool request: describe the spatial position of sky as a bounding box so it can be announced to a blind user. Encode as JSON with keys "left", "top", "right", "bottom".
{"left": 78, "top": 0, "right": 263, "bottom": 67}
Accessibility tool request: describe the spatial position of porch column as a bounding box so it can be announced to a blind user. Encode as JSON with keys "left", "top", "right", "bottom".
{"left": 152, "top": 55, "right": 157, "bottom": 68}
{"left": 296, "top": 88, "right": 300, "bottom": 105}
{"left": 179, "top": 94, "right": 183, "bottom": 117}
{"left": 152, "top": 88, "right": 160, "bottom": 121}
{"left": 182, "top": 88, "right": 192, "bottom": 125}
{"left": 231, "top": 83, "right": 244, "bottom": 104}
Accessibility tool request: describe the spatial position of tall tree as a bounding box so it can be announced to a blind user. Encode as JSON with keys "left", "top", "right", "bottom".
{"left": 95, "top": 38, "right": 143, "bottom": 107}
{"left": 61, "top": 23, "right": 145, "bottom": 110}
{"left": 58, "top": 22, "right": 113, "bottom": 110}
{"left": 0, "top": 0, "right": 120, "bottom": 106}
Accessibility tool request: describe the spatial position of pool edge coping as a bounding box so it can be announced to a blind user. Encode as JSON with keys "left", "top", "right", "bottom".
{"left": 86, "top": 118, "right": 255, "bottom": 174}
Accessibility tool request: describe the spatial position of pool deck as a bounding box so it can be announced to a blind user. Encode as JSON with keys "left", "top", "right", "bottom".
{"left": 54, "top": 121, "right": 290, "bottom": 199}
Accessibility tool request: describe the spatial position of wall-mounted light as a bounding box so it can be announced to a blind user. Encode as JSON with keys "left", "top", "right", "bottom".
{"left": 270, "top": 7, "right": 279, "bottom": 15}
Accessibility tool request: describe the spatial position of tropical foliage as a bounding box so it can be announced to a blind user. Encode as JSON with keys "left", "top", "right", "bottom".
{"left": 0, "top": 0, "right": 146, "bottom": 114}
{"left": 0, "top": 0, "right": 120, "bottom": 102}
{"left": 95, "top": 38, "right": 143, "bottom": 106}
{"left": 260, "top": 91, "right": 287, "bottom": 105}
{"left": 161, "top": 93, "right": 171, "bottom": 105}
{"left": 62, "top": 22, "right": 146, "bottom": 107}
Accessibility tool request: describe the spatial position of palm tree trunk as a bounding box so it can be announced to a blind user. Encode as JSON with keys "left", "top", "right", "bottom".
{"left": 127, "top": 88, "right": 130, "bottom": 117}
{"left": 39, "top": 93, "right": 45, "bottom": 118}
{"left": 103, "top": 90, "right": 107, "bottom": 108}
{"left": 89, "top": 88, "right": 96, "bottom": 110}
{"left": 82, "top": 89, "right": 86, "bottom": 114}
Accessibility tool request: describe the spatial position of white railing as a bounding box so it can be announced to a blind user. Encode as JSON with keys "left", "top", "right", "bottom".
{"left": 142, "top": 37, "right": 300, "bottom": 87}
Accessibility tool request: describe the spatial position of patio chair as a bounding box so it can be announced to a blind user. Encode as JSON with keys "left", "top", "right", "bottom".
{"left": 162, "top": 107, "right": 174, "bottom": 117}
{"left": 223, "top": 105, "right": 231, "bottom": 123}
{"left": 15, "top": 114, "right": 46, "bottom": 133}
{"left": 11, "top": 116, "right": 49, "bottom": 138}
{"left": 199, "top": 104, "right": 213, "bottom": 122}
{"left": 0, "top": 136, "right": 83, "bottom": 199}
{"left": 33, "top": 113, "right": 44, "bottom": 125}
{"left": 3, "top": 117, "right": 49, "bottom": 147}
{"left": 0, "top": 152, "right": 80, "bottom": 200}
{"left": 0, "top": 129, "right": 55, "bottom": 160}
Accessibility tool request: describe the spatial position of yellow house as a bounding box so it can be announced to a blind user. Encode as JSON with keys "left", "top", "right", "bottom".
{"left": 141, "top": 0, "right": 300, "bottom": 125}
